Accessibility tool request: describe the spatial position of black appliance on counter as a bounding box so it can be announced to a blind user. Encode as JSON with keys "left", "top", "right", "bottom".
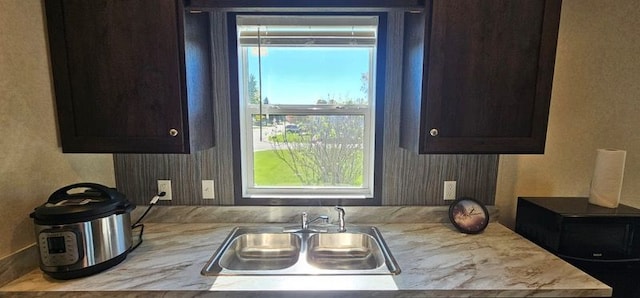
{"left": 516, "top": 197, "right": 640, "bottom": 298}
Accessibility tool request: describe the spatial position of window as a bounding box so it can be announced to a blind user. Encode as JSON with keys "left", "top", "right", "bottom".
{"left": 230, "top": 14, "right": 384, "bottom": 203}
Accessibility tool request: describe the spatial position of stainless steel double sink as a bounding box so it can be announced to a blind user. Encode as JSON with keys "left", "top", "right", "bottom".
{"left": 201, "top": 226, "right": 400, "bottom": 276}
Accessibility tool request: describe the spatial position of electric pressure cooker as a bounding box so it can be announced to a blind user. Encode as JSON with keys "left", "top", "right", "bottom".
{"left": 30, "top": 183, "right": 136, "bottom": 279}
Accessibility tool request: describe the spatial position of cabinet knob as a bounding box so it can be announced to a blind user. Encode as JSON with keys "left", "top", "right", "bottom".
{"left": 429, "top": 128, "right": 439, "bottom": 137}
{"left": 169, "top": 129, "right": 179, "bottom": 137}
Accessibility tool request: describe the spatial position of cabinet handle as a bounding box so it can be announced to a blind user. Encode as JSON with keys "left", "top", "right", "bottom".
{"left": 169, "top": 129, "right": 179, "bottom": 137}
{"left": 429, "top": 128, "right": 439, "bottom": 137}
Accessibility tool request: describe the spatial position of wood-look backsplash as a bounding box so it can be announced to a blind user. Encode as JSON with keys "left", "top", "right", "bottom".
{"left": 114, "top": 11, "right": 499, "bottom": 207}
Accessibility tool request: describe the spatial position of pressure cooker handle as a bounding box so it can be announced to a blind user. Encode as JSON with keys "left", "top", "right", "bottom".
{"left": 47, "top": 183, "right": 116, "bottom": 203}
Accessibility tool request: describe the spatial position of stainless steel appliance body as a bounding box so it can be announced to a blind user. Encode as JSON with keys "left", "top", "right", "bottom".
{"left": 35, "top": 213, "right": 132, "bottom": 271}
{"left": 31, "top": 183, "right": 135, "bottom": 279}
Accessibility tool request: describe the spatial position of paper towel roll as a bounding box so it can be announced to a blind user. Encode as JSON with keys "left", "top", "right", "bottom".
{"left": 589, "top": 148, "right": 626, "bottom": 208}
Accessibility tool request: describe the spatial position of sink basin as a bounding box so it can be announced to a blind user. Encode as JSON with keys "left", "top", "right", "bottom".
{"left": 307, "top": 233, "right": 384, "bottom": 270}
{"left": 201, "top": 226, "right": 400, "bottom": 276}
{"left": 219, "top": 233, "right": 301, "bottom": 270}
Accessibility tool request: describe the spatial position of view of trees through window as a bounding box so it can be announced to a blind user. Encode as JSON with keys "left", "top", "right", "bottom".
{"left": 237, "top": 16, "right": 378, "bottom": 197}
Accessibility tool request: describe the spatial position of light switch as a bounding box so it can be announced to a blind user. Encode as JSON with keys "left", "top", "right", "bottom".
{"left": 202, "top": 180, "right": 215, "bottom": 199}
{"left": 444, "top": 181, "right": 456, "bottom": 201}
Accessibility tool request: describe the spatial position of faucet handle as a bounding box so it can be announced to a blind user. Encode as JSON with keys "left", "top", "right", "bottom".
{"left": 335, "top": 206, "right": 346, "bottom": 232}
{"left": 301, "top": 212, "right": 308, "bottom": 229}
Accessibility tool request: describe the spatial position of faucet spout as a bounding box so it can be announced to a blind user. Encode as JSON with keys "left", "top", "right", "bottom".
{"left": 300, "top": 212, "right": 329, "bottom": 231}
{"left": 335, "top": 206, "right": 346, "bottom": 232}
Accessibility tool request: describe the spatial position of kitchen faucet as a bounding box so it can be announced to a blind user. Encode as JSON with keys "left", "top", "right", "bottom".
{"left": 283, "top": 208, "right": 346, "bottom": 233}
{"left": 300, "top": 212, "right": 329, "bottom": 230}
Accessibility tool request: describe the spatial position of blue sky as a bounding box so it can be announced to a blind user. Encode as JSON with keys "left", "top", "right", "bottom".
{"left": 247, "top": 47, "right": 370, "bottom": 105}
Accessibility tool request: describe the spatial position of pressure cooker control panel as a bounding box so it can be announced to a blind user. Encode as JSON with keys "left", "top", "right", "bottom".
{"left": 38, "top": 229, "right": 82, "bottom": 267}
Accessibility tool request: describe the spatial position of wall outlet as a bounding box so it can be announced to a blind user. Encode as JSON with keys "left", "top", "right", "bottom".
{"left": 157, "top": 180, "right": 172, "bottom": 200}
{"left": 444, "top": 181, "right": 456, "bottom": 201}
{"left": 202, "top": 180, "right": 215, "bottom": 199}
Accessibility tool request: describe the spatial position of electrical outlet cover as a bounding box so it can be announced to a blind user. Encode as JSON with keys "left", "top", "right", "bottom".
{"left": 202, "top": 180, "right": 215, "bottom": 199}
{"left": 444, "top": 181, "right": 456, "bottom": 201}
{"left": 157, "top": 180, "right": 172, "bottom": 200}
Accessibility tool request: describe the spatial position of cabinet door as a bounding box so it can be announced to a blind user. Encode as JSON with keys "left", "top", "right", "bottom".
{"left": 401, "top": 0, "right": 562, "bottom": 154}
{"left": 45, "top": 0, "right": 211, "bottom": 153}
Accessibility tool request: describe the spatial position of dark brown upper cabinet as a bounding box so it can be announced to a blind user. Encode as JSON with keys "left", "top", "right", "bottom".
{"left": 45, "top": 0, "right": 213, "bottom": 153}
{"left": 187, "top": 0, "right": 422, "bottom": 9}
{"left": 401, "top": 0, "right": 562, "bottom": 154}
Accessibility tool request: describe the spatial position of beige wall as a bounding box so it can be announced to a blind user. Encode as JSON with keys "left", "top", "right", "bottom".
{"left": 0, "top": 1, "right": 115, "bottom": 259}
{"left": 497, "top": 0, "right": 640, "bottom": 228}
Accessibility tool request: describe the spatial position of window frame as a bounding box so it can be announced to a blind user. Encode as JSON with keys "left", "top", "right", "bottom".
{"left": 228, "top": 12, "right": 387, "bottom": 206}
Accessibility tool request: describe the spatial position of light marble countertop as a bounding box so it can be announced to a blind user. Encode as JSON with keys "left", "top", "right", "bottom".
{"left": 0, "top": 216, "right": 611, "bottom": 297}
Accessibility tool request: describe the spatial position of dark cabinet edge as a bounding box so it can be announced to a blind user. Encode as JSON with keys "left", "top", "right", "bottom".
{"left": 399, "top": 10, "right": 427, "bottom": 154}
{"left": 44, "top": 0, "right": 77, "bottom": 153}
{"left": 186, "top": 0, "right": 424, "bottom": 9}
{"left": 183, "top": 9, "right": 216, "bottom": 153}
{"left": 420, "top": 137, "right": 548, "bottom": 155}
{"left": 61, "top": 140, "right": 186, "bottom": 154}
{"left": 529, "top": 0, "right": 563, "bottom": 151}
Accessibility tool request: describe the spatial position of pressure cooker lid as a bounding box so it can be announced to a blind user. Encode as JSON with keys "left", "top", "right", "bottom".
{"left": 31, "top": 183, "right": 134, "bottom": 224}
